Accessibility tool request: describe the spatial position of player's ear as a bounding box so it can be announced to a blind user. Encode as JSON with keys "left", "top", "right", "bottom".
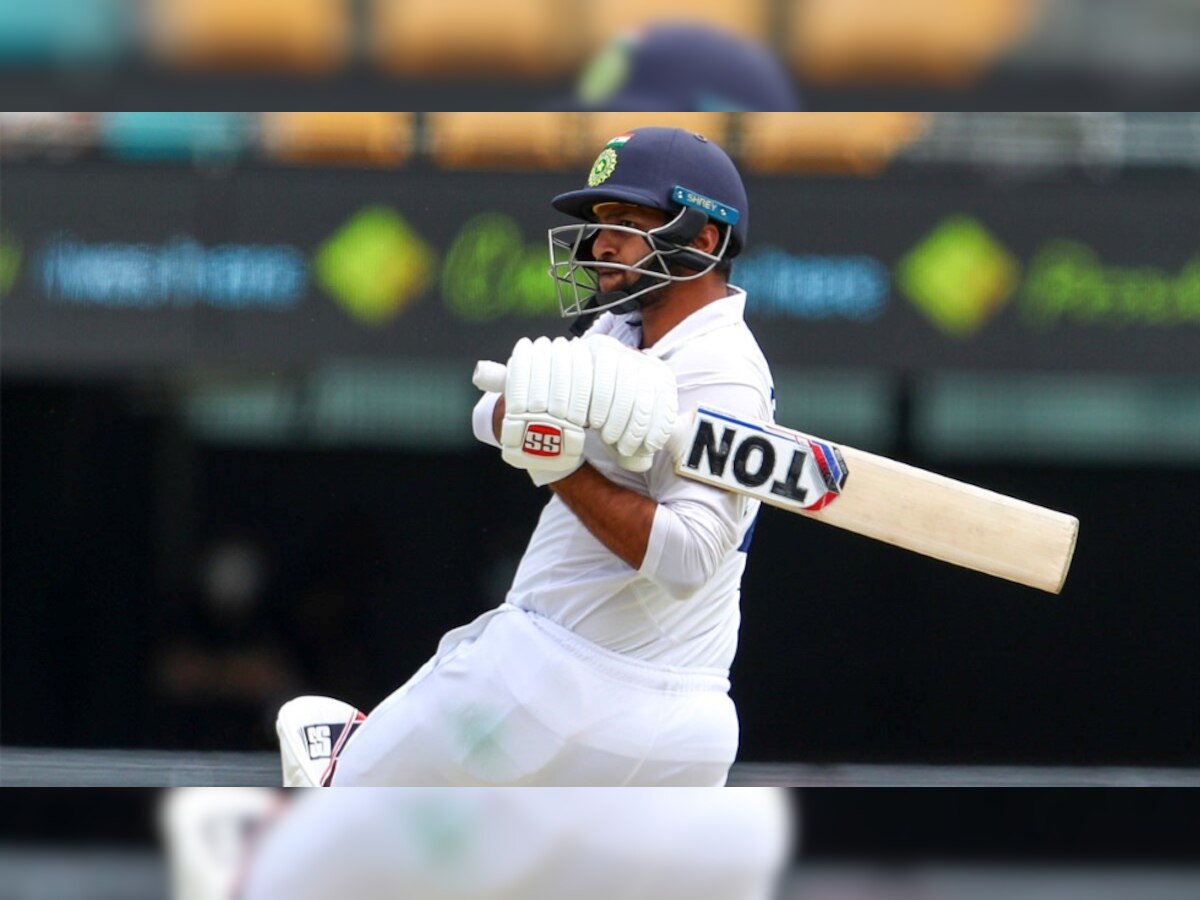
{"left": 691, "top": 222, "right": 721, "bottom": 255}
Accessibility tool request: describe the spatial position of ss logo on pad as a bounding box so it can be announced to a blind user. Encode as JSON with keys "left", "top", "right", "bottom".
{"left": 305, "top": 725, "right": 332, "bottom": 759}
{"left": 523, "top": 424, "right": 563, "bottom": 457}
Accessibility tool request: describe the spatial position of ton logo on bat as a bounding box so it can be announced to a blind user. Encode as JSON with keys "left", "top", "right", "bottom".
{"left": 683, "top": 416, "right": 846, "bottom": 511}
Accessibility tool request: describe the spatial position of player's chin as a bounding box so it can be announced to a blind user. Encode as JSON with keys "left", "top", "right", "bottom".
{"left": 598, "top": 270, "right": 632, "bottom": 292}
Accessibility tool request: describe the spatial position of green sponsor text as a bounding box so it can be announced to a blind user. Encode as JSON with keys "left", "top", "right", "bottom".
{"left": 0, "top": 231, "right": 21, "bottom": 298}
{"left": 441, "top": 213, "right": 558, "bottom": 321}
{"left": 1021, "top": 241, "right": 1200, "bottom": 328}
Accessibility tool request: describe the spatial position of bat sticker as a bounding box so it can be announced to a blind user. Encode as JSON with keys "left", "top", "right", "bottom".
{"left": 681, "top": 408, "right": 849, "bottom": 512}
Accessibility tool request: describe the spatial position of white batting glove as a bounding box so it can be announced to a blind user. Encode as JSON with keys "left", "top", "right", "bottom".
{"left": 585, "top": 334, "right": 678, "bottom": 473}
{"left": 499, "top": 336, "right": 593, "bottom": 484}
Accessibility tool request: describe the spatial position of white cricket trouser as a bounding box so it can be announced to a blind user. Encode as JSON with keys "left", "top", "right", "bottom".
{"left": 330, "top": 603, "right": 739, "bottom": 786}
{"left": 242, "top": 789, "right": 792, "bottom": 900}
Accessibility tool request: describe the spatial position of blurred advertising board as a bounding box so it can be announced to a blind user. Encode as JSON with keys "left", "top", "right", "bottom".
{"left": 2, "top": 165, "right": 1197, "bottom": 374}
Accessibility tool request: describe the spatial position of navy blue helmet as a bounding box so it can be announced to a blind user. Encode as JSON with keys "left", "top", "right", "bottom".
{"left": 548, "top": 126, "right": 749, "bottom": 328}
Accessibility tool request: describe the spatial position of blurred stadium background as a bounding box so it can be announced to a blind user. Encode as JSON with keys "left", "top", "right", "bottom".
{"left": 1, "top": 1, "right": 1199, "bottom": 107}
{"left": 1, "top": 111, "right": 1198, "bottom": 789}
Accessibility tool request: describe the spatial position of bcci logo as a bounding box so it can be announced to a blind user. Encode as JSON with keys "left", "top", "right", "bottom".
{"left": 588, "top": 148, "right": 618, "bottom": 187}
{"left": 523, "top": 423, "right": 563, "bottom": 456}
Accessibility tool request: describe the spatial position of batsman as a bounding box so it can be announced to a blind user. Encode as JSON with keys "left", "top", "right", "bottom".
{"left": 278, "top": 126, "right": 775, "bottom": 786}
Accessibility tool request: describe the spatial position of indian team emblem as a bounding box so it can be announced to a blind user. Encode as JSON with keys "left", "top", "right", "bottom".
{"left": 587, "top": 147, "right": 618, "bottom": 186}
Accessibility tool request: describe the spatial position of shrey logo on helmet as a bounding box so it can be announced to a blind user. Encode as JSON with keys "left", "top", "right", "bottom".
{"left": 547, "top": 126, "right": 749, "bottom": 333}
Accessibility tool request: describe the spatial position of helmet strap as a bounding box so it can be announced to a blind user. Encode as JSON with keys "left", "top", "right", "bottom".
{"left": 567, "top": 274, "right": 663, "bottom": 335}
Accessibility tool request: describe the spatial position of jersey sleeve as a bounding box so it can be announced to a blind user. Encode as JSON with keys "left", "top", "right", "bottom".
{"left": 638, "top": 380, "right": 770, "bottom": 599}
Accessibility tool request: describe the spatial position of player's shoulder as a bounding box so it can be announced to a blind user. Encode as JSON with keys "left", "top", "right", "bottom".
{"left": 665, "top": 317, "right": 772, "bottom": 394}
{"left": 665, "top": 294, "right": 769, "bottom": 369}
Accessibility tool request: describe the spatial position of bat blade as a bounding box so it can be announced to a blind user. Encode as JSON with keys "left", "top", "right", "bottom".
{"left": 676, "top": 408, "right": 1079, "bottom": 594}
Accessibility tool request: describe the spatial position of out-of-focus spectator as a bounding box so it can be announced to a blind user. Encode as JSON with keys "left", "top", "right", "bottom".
{"left": 143, "top": 0, "right": 351, "bottom": 74}
{"left": 0, "top": 112, "right": 96, "bottom": 159}
{"left": 1020, "top": 0, "right": 1200, "bottom": 84}
{"left": 790, "top": 0, "right": 1038, "bottom": 87}
{"left": 149, "top": 531, "right": 301, "bottom": 750}
{"left": 0, "top": 0, "right": 129, "bottom": 66}
{"left": 99, "top": 111, "right": 248, "bottom": 162}
{"left": 560, "top": 22, "right": 802, "bottom": 111}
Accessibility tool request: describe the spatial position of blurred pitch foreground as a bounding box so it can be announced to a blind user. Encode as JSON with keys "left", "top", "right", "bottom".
{"left": 3, "top": 790, "right": 1200, "bottom": 899}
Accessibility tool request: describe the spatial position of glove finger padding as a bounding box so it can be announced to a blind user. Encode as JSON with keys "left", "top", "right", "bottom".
{"left": 639, "top": 358, "right": 679, "bottom": 454}
{"left": 546, "top": 336, "right": 572, "bottom": 420}
{"left": 587, "top": 335, "right": 619, "bottom": 431}
{"left": 614, "top": 374, "right": 677, "bottom": 469}
{"left": 588, "top": 340, "right": 679, "bottom": 468}
{"left": 567, "top": 337, "right": 593, "bottom": 427}
{"left": 505, "top": 337, "right": 533, "bottom": 415}
{"left": 525, "top": 336, "right": 552, "bottom": 414}
{"left": 615, "top": 450, "right": 656, "bottom": 473}
{"left": 600, "top": 378, "right": 636, "bottom": 448}
{"left": 644, "top": 397, "right": 678, "bottom": 453}
{"left": 616, "top": 386, "right": 655, "bottom": 457}
{"left": 585, "top": 333, "right": 643, "bottom": 446}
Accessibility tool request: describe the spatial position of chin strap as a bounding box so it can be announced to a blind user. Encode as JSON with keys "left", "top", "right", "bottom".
{"left": 567, "top": 280, "right": 658, "bottom": 336}
{"left": 568, "top": 305, "right": 599, "bottom": 337}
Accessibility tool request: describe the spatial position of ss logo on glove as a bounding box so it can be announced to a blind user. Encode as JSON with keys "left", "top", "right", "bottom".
{"left": 522, "top": 424, "right": 563, "bottom": 457}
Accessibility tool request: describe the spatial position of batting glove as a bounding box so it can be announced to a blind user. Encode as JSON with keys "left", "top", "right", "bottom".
{"left": 500, "top": 336, "right": 593, "bottom": 484}
{"left": 585, "top": 334, "right": 678, "bottom": 473}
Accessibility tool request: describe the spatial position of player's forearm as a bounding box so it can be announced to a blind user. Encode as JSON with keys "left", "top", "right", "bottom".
{"left": 550, "top": 463, "right": 656, "bottom": 570}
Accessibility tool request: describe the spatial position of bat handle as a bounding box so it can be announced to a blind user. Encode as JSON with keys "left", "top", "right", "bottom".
{"left": 472, "top": 360, "right": 508, "bottom": 393}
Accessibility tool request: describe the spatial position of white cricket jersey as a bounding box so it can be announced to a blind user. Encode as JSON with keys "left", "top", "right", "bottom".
{"left": 472, "top": 288, "right": 774, "bottom": 672}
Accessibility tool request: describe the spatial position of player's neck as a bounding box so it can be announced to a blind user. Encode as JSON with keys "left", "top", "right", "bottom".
{"left": 639, "top": 276, "right": 730, "bottom": 348}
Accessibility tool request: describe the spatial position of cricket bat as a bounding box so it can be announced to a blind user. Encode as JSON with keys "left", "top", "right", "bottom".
{"left": 473, "top": 363, "right": 1079, "bottom": 594}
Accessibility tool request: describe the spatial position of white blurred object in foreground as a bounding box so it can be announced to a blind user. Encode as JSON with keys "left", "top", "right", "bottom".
{"left": 242, "top": 788, "right": 793, "bottom": 900}
{"left": 159, "top": 788, "right": 282, "bottom": 900}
